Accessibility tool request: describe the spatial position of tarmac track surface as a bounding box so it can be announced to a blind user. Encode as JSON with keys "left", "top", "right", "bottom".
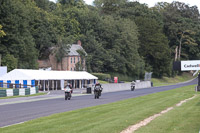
{"left": 0, "top": 78, "right": 197, "bottom": 128}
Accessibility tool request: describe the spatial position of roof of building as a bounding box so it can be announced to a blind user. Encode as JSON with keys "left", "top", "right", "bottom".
{"left": 68, "top": 44, "right": 87, "bottom": 56}
{"left": 0, "top": 69, "right": 98, "bottom": 80}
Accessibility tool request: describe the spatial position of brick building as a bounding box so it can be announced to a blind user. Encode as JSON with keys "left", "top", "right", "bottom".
{"left": 38, "top": 41, "right": 87, "bottom": 71}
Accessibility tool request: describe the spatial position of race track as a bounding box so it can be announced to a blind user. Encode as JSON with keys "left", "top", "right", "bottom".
{"left": 0, "top": 78, "right": 197, "bottom": 127}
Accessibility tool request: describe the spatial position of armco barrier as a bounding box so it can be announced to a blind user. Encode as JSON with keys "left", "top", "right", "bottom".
{"left": 0, "top": 87, "right": 38, "bottom": 97}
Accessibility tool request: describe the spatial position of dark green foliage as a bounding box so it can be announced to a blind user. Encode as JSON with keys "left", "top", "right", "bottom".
{"left": 34, "top": 0, "right": 51, "bottom": 11}
{"left": 1, "top": 54, "right": 18, "bottom": 72}
{"left": 0, "top": 0, "right": 38, "bottom": 70}
{"left": 161, "top": 1, "right": 200, "bottom": 61}
{"left": 108, "top": 72, "right": 135, "bottom": 82}
{"left": 94, "top": 0, "right": 127, "bottom": 14}
{"left": 0, "top": 0, "right": 199, "bottom": 78}
{"left": 117, "top": 2, "right": 172, "bottom": 77}
{"left": 75, "top": 49, "right": 87, "bottom": 71}
{"left": 53, "top": 39, "right": 70, "bottom": 70}
{"left": 92, "top": 73, "right": 111, "bottom": 80}
{"left": 0, "top": 25, "right": 6, "bottom": 37}
{"left": 31, "top": 9, "right": 57, "bottom": 59}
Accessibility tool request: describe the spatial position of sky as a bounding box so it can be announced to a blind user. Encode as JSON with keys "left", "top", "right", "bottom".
{"left": 49, "top": 0, "right": 200, "bottom": 9}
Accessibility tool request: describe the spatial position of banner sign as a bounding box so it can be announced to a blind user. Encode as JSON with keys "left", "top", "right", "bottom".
{"left": 181, "top": 60, "right": 200, "bottom": 71}
{"left": 114, "top": 77, "right": 118, "bottom": 83}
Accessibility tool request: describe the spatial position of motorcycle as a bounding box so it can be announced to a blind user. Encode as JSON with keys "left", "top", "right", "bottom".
{"left": 64, "top": 86, "right": 72, "bottom": 100}
{"left": 131, "top": 85, "right": 135, "bottom": 91}
{"left": 94, "top": 84, "right": 103, "bottom": 99}
{"left": 131, "top": 81, "right": 135, "bottom": 91}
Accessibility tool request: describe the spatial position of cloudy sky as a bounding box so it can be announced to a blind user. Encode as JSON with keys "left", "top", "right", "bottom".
{"left": 49, "top": 0, "right": 200, "bottom": 9}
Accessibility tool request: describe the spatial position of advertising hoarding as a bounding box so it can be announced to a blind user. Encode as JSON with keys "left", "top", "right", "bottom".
{"left": 181, "top": 60, "right": 200, "bottom": 71}
{"left": 114, "top": 77, "right": 118, "bottom": 83}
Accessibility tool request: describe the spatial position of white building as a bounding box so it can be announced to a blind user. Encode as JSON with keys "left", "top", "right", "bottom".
{"left": 0, "top": 69, "right": 98, "bottom": 91}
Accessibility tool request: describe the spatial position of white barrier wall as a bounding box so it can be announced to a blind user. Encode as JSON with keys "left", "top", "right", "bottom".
{"left": 135, "top": 81, "right": 151, "bottom": 89}
{"left": 30, "top": 87, "right": 36, "bottom": 95}
{"left": 19, "top": 89, "right": 25, "bottom": 96}
{"left": 6, "top": 89, "right": 13, "bottom": 96}
{"left": 101, "top": 81, "right": 152, "bottom": 93}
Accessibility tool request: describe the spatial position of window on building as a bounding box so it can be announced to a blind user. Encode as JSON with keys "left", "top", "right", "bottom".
{"left": 71, "top": 68, "right": 72, "bottom": 71}
{"left": 71, "top": 57, "right": 72, "bottom": 64}
{"left": 78, "top": 57, "right": 80, "bottom": 62}
{"left": 74, "top": 57, "right": 75, "bottom": 63}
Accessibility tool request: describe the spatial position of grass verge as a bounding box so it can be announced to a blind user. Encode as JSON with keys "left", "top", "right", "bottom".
{"left": 135, "top": 93, "right": 200, "bottom": 133}
{"left": 0, "top": 85, "right": 199, "bottom": 133}
{"left": 152, "top": 72, "right": 195, "bottom": 87}
{"left": 0, "top": 93, "right": 47, "bottom": 99}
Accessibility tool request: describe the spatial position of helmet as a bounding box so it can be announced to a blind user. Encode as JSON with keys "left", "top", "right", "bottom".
{"left": 66, "top": 83, "right": 72, "bottom": 88}
{"left": 96, "top": 82, "right": 100, "bottom": 85}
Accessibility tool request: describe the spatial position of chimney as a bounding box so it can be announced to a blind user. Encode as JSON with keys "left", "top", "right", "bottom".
{"left": 77, "top": 40, "right": 81, "bottom": 46}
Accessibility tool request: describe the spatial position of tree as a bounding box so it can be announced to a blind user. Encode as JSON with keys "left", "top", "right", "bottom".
{"left": 52, "top": 38, "right": 70, "bottom": 70}
{"left": 58, "top": 0, "right": 85, "bottom": 8}
{"left": 0, "top": 25, "right": 6, "bottom": 37}
{"left": 76, "top": 49, "right": 87, "bottom": 71}
{"left": 0, "top": 0, "right": 38, "bottom": 69}
{"left": 162, "top": 1, "right": 200, "bottom": 61}
{"left": 30, "top": 6, "right": 57, "bottom": 59}
{"left": 1, "top": 54, "right": 17, "bottom": 72}
{"left": 94, "top": 0, "right": 127, "bottom": 14}
{"left": 177, "top": 30, "right": 197, "bottom": 60}
{"left": 117, "top": 1, "right": 171, "bottom": 77}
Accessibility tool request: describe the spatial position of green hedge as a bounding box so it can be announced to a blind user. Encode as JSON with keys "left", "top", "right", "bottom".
{"left": 108, "top": 72, "right": 135, "bottom": 82}
{"left": 92, "top": 73, "right": 111, "bottom": 80}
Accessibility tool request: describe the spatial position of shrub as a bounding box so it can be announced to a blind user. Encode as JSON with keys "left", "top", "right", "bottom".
{"left": 92, "top": 73, "right": 111, "bottom": 80}
{"left": 108, "top": 72, "right": 135, "bottom": 82}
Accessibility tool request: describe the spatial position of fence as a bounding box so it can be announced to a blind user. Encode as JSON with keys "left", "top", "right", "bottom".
{"left": 0, "top": 82, "right": 34, "bottom": 89}
{"left": 0, "top": 86, "right": 39, "bottom": 97}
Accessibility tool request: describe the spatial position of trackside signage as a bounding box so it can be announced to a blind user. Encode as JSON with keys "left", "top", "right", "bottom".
{"left": 181, "top": 60, "right": 200, "bottom": 71}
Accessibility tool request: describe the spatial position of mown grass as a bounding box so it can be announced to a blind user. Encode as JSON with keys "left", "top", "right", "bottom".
{"left": 152, "top": 72, "right": 195, "bottom": 87}
{"left": 0, "top": 93, "right": 47, "bottom": 99}
{"left": 0, "top": 85, "right": 198, "bottom": 133}
{"left": 136, "top": 93, "right": 200, "bottom": 133}
{"left": 98, "top": 72, "right": 194, "bottom": 86}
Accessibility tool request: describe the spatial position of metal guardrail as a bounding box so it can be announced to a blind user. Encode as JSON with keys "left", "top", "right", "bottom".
{"left": 0, "top": 83, "right": 34, "bottom": 89}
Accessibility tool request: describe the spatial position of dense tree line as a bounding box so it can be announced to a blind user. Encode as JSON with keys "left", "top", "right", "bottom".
{"left": 0, "top": 0, "right": 199, "bottom": 78}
